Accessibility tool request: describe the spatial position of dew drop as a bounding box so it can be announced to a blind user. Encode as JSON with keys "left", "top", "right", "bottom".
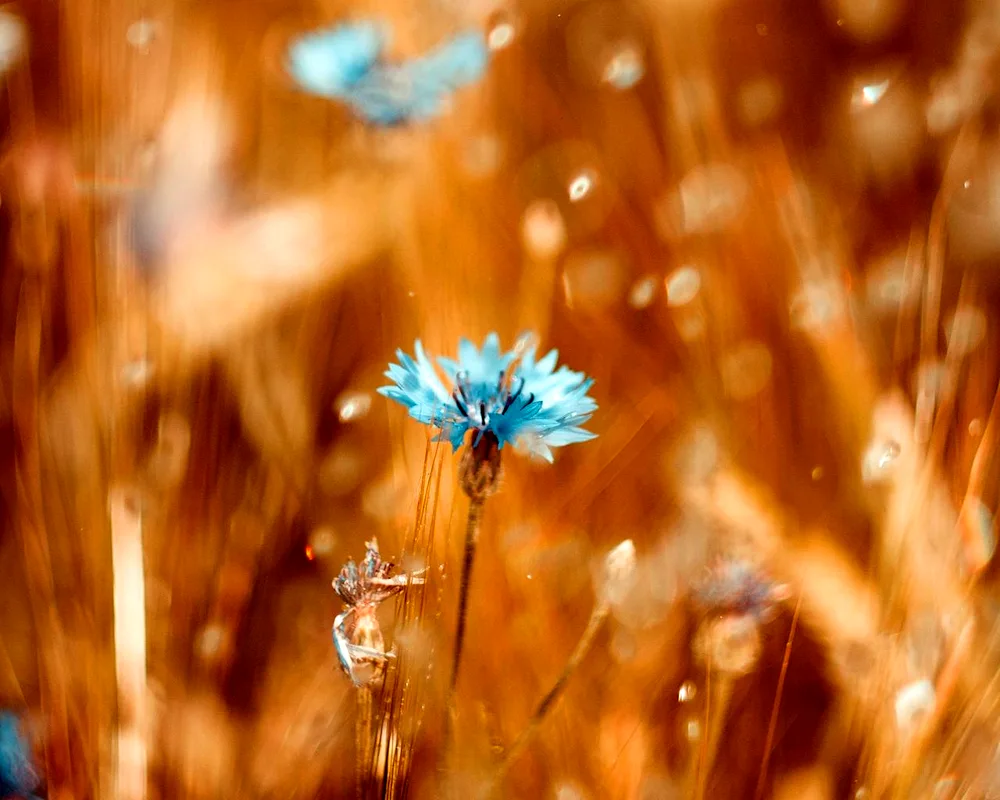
{"left": 602, "top": 43, "right": 644, "bottom": 89}
{"left": 738, "top": 76, "right": 783, "bottom": 127}
{"left": 335, "top": 391, "right": 372, "bottom": 423}
{"left": 675, "top": 164, "right": 748, "bottom": 235}
{"left": 861, "top": 439, "right": 901, "bottom": 483}
{"left": 665, "top": 266, "right": 701, "bottom": 307}
{"left": 197, "top": 623, "right": 226, "bottom": 658}
{"left": 789, "top": 282, "right": 845, "bottom": 331}
{"left": 894, "top": 678, "right": 935, "bottom": 732}
{"left": 684, "top": 718, "right": 701, "bottom": 742}
{"left": 628, "top": 275, "right": 659, "bottom": 309}
{"left": 694, "top": 613, "right": 762, "bottom": 676}
{"left": 487, "top": 17, "right": 516, "bottom": 51}
{"left": 127, "top": 18, "right": 159, "bottom": 50}
{"left": 568, "top": 170, "right": 596, "bottom": 202}
{"left": 308, "top": 527, "right": 337, "bottom": 557}
{"left": 521, "top": 199, "right": 567, "bottom": 260}
{"left": 122, "top": 358, "right": 155, "bottom": 387}
{"left": 720, "top": 341, "right": 773, "bottom": 400}
{"left": 678, "top": 680, "right": 697, "bottom": 702}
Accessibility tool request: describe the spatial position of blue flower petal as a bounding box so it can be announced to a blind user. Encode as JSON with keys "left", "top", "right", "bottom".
{"left": 287, "top": 22, "right": 385, "bottom": 98}
{"left": 289, "top": 23, "right": 488, "bottom": 126}
{"left": 0, "top": 712, "right": 38, "bottom": 798}
{"left": 379, "top": 333, "right": 597, "bottom": 457}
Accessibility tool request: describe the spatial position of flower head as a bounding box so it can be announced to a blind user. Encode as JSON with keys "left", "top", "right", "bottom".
{"left": 287, "top": 22, "right": 488, "bottom": 126}
{"left": 378, "top": 333, "right": 597, "bottom": 462}
{"left": 691, "top": 557, "right": 786, "bottom": 620}
{"left": 0, "top": 712, "right": 38, "bottom": 799}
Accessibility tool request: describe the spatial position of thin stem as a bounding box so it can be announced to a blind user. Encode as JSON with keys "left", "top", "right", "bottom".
{"left": 446, "top": 498, "right": 485, "bottom": 731}
{"left": 754, "top": 593, "right": 802, "bottom": 800}
{"left": 489, "top": 601, "right": 610, "bottom": 791}
{"left": 355, "top": 686, "right": 373, "bottom": 800}
{"left": 699, "top": 674, "right": 733, "bottom": 800}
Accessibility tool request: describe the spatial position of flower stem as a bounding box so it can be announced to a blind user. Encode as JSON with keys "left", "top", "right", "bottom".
{"left": 354, "top": 685, "right": 377, "bottom": 799}
{"left": 446, "top": 497, "right": 485, "bottom": 732}
{"left": 491, "top": 600, "right": 611, "bottom": 789}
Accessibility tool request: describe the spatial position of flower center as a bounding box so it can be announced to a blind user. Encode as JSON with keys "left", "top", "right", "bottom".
{"left": 451, "top": 369, "right": 533, "bottom": 427}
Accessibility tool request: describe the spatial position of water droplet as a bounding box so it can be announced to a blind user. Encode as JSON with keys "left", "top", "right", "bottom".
{"left": 694, "top": 613, "right": 762, "bottom": 676}
{"left": 790, "top": 282, "right": 846, "bottom": 331}
{"left": 894, "top": 678, "right": 935, "bottom": 731}
{"left": 127, "top": 18, "right": 159, "bottom": 50}
{"left": 854, "top": 788, "right": 871, "bottom": 800}
{"left": 122, "top": 358, "right": 154, "bottom": 386}
{"left": 674, "top": 164, "right": 748, "bottom": 235}
{"left": 684, "top": 718, "right": 701, "bottom": 741}
{"left": 678, "top": 680, "right": 697, "bottom": 702}
{"left": 851, "top": 78, "right": 891, "bottom": 110}
{"left": 197, "top": 623, "right": 226, "bottom": 658}
{"left": 308, "top": 527, "right": 337, "bottom": 557}
{"left": 811, "top": 466, "right": 825, "bottom": 480}
{"left": 665, "top": 266, "right": 701, "bottom": 307}
{"left": 861, "top": 439, "right": 901, "bottom": 483}
{"left": 602, "top": 43, "right": 644, "bottom": 89}
{"left": 555, "top": 783, "right": 586, "bottom": 800}
{"left": 568, "top": 170, "right": 596, "bottom": 202}
{"left": 628, "top": 275, "right": 658, "bottom": 309}
{"left": 738, "top": 76, "right": 783, "bottom": 127}
{"left": 487, "top": 15, "right": 516, "bottom": 51}
{"left": 522, "top": 199, "right": 567, "bottom": 260}
{"left": 335, "top": 391, "right": 372, "bottom": 423}
{"left": 720, "top": 341, "right": 773, "bottom": 400}
{"left": 969, "top": 418, "right": 983, "bottom": 437}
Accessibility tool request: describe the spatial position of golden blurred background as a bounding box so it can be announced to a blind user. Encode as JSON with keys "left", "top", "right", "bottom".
{"left": 2, "top": 0, "right": 1000, "bottom": 797}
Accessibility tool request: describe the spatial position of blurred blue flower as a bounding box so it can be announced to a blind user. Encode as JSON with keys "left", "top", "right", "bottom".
{"left": 287, "top": 22, "right": 488, "bottom": 125}
{"left": 692, "top": 558, "right": 786, "bottom": 620}
{"left": 378, "top": 333, "right": 597, "bottom": 461}
{"left": 0, "top": 712, "right": 38, "bottom": 799}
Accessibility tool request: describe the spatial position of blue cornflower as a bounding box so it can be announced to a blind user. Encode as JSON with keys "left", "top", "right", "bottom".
{"left": 0, "top": 712, "right": 39, "bottom": 799}
{"left": 287, "top": 21, "right": 489, "bottom": 126}
{"left": 378, "top": 333, "right": 597, "bottom": 462}
{"left": 691, "top": 558, "right": 787, "bottom": 620}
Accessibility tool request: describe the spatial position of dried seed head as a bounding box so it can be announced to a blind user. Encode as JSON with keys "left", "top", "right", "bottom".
{"left": 600, "top": 539, "right": 638, "bottom": 607}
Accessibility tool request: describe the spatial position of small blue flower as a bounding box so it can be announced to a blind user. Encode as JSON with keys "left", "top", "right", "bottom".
{"left": 692, "top": 558, "right": 786, "bottom": 620}
{"left": 378, "top": 333, "right": 597, "bottom": 462}
{"left": 287, "top": 22, "right": 489, "bottom": 126}
{"left": 0, "top": 712, "right": 39, "bottom": 799}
